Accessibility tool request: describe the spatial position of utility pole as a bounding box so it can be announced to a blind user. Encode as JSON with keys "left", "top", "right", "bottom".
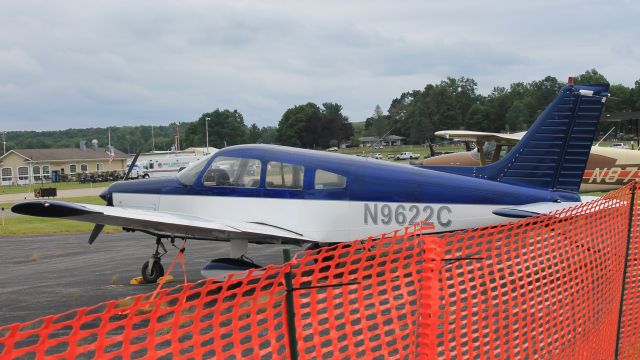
{"left": 1, "top": 131, "right": 5, "bottom": 155}
{"left": 205, "top": 117, "right": 210, "bottom": 154}
{"left": 151, "top": 125, "right": 155, "bottom": 151}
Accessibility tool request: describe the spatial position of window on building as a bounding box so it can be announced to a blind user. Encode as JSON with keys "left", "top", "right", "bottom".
{"left": 266, "top": 161, "right": 304, "bottom": 189}
{"left": 314, "top": 169, "right": 346, "bottom": 189}
{"left": 42, "top": 165, "right": 50, "bottom": 175}
{"left": 80, "top": 164, "right": 88, "bottom": 173}
{"left": 97, "top": 163, "right": 104, "bottom": 171}
{"left": 18, "top": 166, "right": 29, "bottom": 180}
{"left": 32, "top": 166, "right": 41, "bottom": 175}
{"left": 1, "top": 168, "right": 11, "bottom": 182}
{"left": 203, "top": 156, "right": 261, "bottom": 188}
{"left": 69, "top": 164, "right": 77, "bottom": 174}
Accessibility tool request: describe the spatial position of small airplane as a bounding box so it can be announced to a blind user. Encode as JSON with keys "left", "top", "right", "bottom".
{"left": 417, "top": 127, "right": 640, "bottom": 193}
{"left": 12, "top": 81, "right": 610, "bottom": 281}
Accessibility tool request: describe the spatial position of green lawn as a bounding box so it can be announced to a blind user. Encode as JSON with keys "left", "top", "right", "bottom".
{"left": 0, "top": 181, "right": 114, "bottom": 195}
{"left": 0, "top": 196, "right": 121, "bottom": 237}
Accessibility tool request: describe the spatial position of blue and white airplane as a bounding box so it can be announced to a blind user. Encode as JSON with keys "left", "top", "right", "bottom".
{"left": 12, "top": 82, "right": 610, "bottom": 281}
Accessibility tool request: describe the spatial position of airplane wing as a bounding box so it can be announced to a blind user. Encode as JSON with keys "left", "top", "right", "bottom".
{"left": 435, "top": 130, "right": 524, "bottom": 146}
{"left": 492, "top": 196, "right": 606, "bottom": 218}
{"left": 11, "top": 201, "right": 312, "bottom": 244}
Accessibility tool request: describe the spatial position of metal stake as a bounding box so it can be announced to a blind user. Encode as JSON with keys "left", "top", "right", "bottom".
{"left": 283, "top": 248, "right": 299, "bottom": 360}
{"left": 615, "top": 181, "right": 637, "bottom": 359}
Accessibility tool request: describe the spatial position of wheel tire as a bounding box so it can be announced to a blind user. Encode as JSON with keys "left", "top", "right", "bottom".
{"left": 141, "top": 260, "right": 164, "bottom": 283}
{"left": 142, "top": 174, "right": 150, "bottom": 179}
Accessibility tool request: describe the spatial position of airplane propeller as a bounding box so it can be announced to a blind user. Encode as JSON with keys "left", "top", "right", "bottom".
{"left": 124, "top": 151, "right": 141, "bottom": 181}
{"left": 88, "top": 224, "right": 105, "bottom": 244}
{"left": 88, "top": 151, "right": 141, "bottom": 244}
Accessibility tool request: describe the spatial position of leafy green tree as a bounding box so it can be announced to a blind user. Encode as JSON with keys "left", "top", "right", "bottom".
{"left": 574, "top": 69, "right": 609, "bottom": 85}
{"left": 247, "top": 123, "right": 261, "bottom": 143}
{"left": 277, "top": 102, "right": 352, "bottom": 149}
{"left": 465, "top": 104, "right": 491, "bottom": 131}
{"left": 259, "top": 126, "right": 278, "bottom": 144}
{"left": 364, "top": 105, "right": 388, "bottom": 137}
{"left": 184, "top": 109, "right": 248, "bottom": 148}
{"left": 277, "top": 103, "right": 322, "bottom": 148}
{"left": 505, "top": 101, "right": 529, "bottom": 132}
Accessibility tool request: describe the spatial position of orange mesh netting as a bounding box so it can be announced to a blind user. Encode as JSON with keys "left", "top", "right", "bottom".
{"left": 618, "top": 181, "right": 640, "bottom": 359}
{"left": 1, "top": 183, "right": 640, "bottom": 359}
{"left": 0, "top": 223, "right": 440, "bottom": 359}
{"left": 428, "top": 183, "right": 634, "bottom": 359}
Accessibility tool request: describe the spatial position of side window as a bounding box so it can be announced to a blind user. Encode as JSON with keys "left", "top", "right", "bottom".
{"left": 203, "top": 156, "right": 261, "bottom": 188}
{"left": 266, "top": 161, "right": 304, "bottom": 189}
{"left": 1, "top": 167, "right": 12, "bottom": 181}
{"left": 314, "top": 169, "right": 346, "bottom": 189}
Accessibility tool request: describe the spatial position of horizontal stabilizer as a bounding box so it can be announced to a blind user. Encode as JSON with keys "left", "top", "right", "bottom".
{"left": 492, "top": 196, "right": 606, "bottom": 218}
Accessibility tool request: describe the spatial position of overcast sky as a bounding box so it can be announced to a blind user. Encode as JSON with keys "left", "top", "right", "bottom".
{"left": 1, "top": 0, "right": 638, "bottom": 131}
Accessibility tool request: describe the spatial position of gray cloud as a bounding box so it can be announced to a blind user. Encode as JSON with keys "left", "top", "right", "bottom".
{"left": 0, "top": 0, "right": 639, "bottom": 131}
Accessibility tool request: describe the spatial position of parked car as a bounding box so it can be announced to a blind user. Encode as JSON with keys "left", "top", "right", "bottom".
{"left": 373, "top": 153, "right": 383, "bottom": 159}
{"left": 611, "top": 142, "right": 630, "bottom": 149}
{"left": 395, "top": 152, "right": 421, "bottom": 160}
{"left": 326, "top": 147, "right": 339, "bottom": 152}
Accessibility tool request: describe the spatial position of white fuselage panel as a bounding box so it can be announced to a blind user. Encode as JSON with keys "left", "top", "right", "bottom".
{"left": 112, "top": 193, "right": 508, "bottom": 243}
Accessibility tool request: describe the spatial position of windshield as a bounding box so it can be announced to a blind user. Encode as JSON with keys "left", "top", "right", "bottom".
{"left": 176, "top": 155, "right": 213, "bottom": 185}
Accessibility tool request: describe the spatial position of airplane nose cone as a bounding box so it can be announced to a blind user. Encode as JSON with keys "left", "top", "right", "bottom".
{"left": 99, "top": 186, "right": 112, "bottom": 205}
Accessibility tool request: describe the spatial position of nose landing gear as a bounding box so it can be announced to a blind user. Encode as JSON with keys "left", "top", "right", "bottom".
{"left": 141, "top": 237, "right": 168, "bottom": 283}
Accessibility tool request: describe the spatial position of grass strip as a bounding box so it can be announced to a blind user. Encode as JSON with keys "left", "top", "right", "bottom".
{"left": 0, "top": 196, "right": 121, "bottom": 237}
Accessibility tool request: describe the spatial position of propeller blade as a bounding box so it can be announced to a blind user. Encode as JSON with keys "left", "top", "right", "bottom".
{"left": 88, "top": 224, "right": 105, "bottom": 244}
{"left": 124, "top": 151, "right": 141, "bottom": 180}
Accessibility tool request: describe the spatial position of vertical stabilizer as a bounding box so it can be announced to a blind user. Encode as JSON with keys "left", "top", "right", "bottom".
{"left": 419, "top": 83, "right": 610, "bottom": 193}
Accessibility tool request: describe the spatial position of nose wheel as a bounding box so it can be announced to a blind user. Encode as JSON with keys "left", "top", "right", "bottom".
{"left": 141, "top": 238, "right": 168, "bottom": 283}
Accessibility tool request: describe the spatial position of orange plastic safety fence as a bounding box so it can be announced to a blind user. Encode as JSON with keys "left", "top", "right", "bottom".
{"left": 428, "top": 184, "right": 634, "bottom": 359}
{"left": 289, "top": 223, "right": 441, "bottom": 359}
{"left": 618, "top": 181, "right": 640, "bottom": 360}
{"left": 2, "top": 183, "right": 640, "bottom": 359}
{"left": 0, "top": 223, "right": 440, "bottom": 359}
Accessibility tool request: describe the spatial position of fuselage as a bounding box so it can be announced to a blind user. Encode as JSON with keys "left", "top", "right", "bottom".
{"left": 102, "top": 144, "right": 580, "bottom": 243}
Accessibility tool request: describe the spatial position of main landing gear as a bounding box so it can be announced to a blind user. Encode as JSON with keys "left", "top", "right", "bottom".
{"left": 141, "top": 237, "right": 169, "bottom": 283}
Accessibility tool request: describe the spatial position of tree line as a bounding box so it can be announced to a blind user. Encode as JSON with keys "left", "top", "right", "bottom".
{"left": 365, "top": 69, "right": 640, "bottom": 143}
{"left": 3, "top": 69, "right": 639, "bottom": 154}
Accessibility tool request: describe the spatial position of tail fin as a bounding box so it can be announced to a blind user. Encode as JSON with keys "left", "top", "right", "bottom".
{"left": 421, "top": 83, "right": 609, "bottom": 193}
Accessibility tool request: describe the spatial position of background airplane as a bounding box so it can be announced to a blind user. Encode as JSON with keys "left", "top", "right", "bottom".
{"left": 417, "top": 128, "right": 640, "bottom": 193}
{"left": 12, "top": 82, "right": 610, "bottom": 281}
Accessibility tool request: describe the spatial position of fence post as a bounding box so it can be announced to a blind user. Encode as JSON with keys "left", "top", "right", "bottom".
{"left": 615, "top": 181, "right": 637, "bottom": 359}
{"left": 283, "top": 248, "right": 299, "bottom": 360}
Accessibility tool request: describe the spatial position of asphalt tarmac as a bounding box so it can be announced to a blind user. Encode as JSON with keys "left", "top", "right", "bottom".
{"left": 0, "top": 231, "right": 300, "bottom": 326}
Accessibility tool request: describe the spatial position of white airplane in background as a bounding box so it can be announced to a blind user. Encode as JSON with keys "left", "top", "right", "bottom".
{"left": 13, "top": 82, "right": 610, "bottom": 281}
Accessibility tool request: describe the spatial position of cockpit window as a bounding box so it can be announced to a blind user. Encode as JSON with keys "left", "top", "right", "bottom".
{"left": 266, "top": 161, "right": 304, "bottom": 189}
{"left": 176, "top": 155, "right": 212, "bottom": 185}
{"left": 470, "top": 141, "right": 497, "bottom": 161}
{"left": 314, "top": 170, "right": 346, "bottom": 189}
{"left": 203, "top": 156, "right": 261, "bottom": 188}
